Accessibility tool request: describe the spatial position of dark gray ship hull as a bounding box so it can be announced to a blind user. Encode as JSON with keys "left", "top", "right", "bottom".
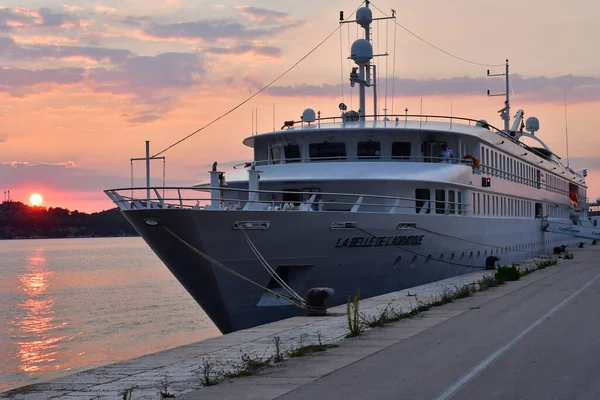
{"left": 122, "top": 208, "right": 583, "bottom": 333}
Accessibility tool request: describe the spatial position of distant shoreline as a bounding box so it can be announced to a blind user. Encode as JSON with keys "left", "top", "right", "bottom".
{"left": 0, "top": 234, "right": 140, "bottom": 241}
{"left": 0, "top": 202, "right": 140, "bottom": 240}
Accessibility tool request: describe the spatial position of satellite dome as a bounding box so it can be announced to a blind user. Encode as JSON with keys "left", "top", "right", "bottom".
{"left": 526, "top": 117, "right": 539, "bottom": 134}
{"left": 596, "top": 196, "right": 600, "bottom": 204}
{"left": 356, "top": 7, "right": 373, "bottom": 27}
{"left": 302, "top": 108, "right": 316, "bottom": 123}
{"left": 350, "top": 39, "right": 373, "bottom": 65}
{"left": 476, "top": 120, "right": 490, "bottom": 129}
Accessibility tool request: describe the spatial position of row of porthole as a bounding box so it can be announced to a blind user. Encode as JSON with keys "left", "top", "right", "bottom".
{"left": 404, "top": 238, "right": 564, "bottom": 268}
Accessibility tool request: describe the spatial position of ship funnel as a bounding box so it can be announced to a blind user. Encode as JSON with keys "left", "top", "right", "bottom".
{"left": 350, "top": 39, "right": 373, "bottom": 65}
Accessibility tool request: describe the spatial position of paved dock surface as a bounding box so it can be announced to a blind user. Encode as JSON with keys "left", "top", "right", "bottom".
{"left": 183, "top": 247, "right": 600, "bottom": 400}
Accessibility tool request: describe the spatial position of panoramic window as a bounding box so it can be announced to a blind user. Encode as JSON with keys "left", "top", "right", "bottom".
{"left": 357, "top": 141, "right": 381, "bottom": 159}
{"left": 309, "top": 142, "right": 346, "bottom": 161}
{"left": 448, "top": 190, "right": 456, "bottom": 214}
{"left": 392, "top": 142, "right": 411, "bottom": 159}
{"left": 415, "top": 189, "right": 431, "bottom": 214}
{"left": 284, "top": 144, "right": 301, "bottom": 163}
{"left": 435, "top": 189, "right": 446, "bottom": 214}
{"left": 270, "top": 146, "right": 282, "bottom": 164}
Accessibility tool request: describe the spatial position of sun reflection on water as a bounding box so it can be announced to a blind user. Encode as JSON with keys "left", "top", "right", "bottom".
{"left": 12, "top": 248, "right": 68, "bottom": 374}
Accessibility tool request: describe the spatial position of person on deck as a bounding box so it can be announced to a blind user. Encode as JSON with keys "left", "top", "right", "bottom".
{"left": 439, "top": 144, "right": 454, "bottom": 163}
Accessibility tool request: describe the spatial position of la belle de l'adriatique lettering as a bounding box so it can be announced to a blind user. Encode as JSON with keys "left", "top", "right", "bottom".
{"left": 335, "top": 235, "right": 425, "bottom": 248}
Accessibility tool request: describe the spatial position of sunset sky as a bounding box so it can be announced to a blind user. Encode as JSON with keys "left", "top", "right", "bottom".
{"left": 1, "top": 0, "right": 599, "bottom": 212}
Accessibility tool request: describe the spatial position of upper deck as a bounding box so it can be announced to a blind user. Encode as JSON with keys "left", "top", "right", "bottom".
{"left": 242, "top": 114, "right": 503, "bottom": 148}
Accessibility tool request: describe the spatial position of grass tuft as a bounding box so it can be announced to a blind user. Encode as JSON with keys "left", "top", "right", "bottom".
{"left": 223, "top": 350, "right": 271, "bottom": 379}
{"left": 120, "top": 386, "right": 136, "bottom": 400}
{"left": 346, "top": 289, "right": 362, "bottom": 338}
{"left": 158, "top": 376, "right": 176, "bottom": 399}
{"left": 273, "top": 336, "right": 284, "bottom": 363}
{"left": 198, "top": 358, "right": 221, "bottom": 387}
{"left": 495, "top": 264, "right": 521, "bottom": 282}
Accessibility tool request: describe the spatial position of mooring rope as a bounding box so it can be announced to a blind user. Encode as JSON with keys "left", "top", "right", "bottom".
{"left": 238, "top": 225, "right": 306, "bottom": 304}
{"left": 161, "top": 226, "right": 307, "bottom": 309}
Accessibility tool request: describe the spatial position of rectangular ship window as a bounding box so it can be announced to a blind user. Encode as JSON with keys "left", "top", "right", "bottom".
{"left": 435, "top": 189, "right": 446, "bottom": 214}
{"left": 415, "top": 189, "right": 431, "bottom": 214}
{"left": 357, "top": 141, "right": 381, "bottom": 159}
{"left": 270, "top": 146, "right": 281, "bottom": 165}
{"left": 309, "top": 142, "right": 346, "bottom": 161}
{"left": 392, "top": 142, "right": 411, "bottom": 159}
{"left": 448, "top": 190, "right": 456, "bottom": 214}
{"left": 284, "top": 144, "right": 301, "bottom": 163}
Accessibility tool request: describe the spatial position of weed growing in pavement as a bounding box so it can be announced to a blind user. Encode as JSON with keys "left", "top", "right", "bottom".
{"left": 198, "top": 358, "right": 221, "bottom": 387}
{"left": 120, "top": 386, "right": 136, "bottom": 400}
{"left": 223, "top": 350, "right": 271, "bottom": 379}
{"left": 495, "top": 264, "right": 521, "bottom": 282}
{"left": 346, "top": 289, "right": 362, "bottom": 338}
{"left": 158, "top": 376, "right": 175, "bottom": 399}
{"left": 273, "top": 336, "right": 284, "bottom": 363}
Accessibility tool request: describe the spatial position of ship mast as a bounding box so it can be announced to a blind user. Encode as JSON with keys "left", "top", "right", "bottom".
{"left": 487, "top": 59, "right": 511, "bottom": 133}
{"left": 341, "top": 1, "right": 394, "bottom": 121}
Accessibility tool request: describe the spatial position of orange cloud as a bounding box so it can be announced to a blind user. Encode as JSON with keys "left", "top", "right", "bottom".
{"left": 10, "top": 35, "right": 79, "bottom": 45}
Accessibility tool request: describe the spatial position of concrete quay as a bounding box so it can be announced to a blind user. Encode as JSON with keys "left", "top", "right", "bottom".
{"left": 2, "top": 247, "right": 595, "bottom": 399}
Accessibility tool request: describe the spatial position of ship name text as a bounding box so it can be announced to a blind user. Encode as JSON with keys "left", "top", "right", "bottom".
{"left": 335, "top": 235, "right": 424, "bottom": 248}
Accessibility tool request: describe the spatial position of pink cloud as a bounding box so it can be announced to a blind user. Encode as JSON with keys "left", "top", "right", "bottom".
{"left": 235, "top": 6, "right": 289, "bottom": 23}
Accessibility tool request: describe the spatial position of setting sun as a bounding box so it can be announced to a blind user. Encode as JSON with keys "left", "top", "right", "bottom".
{"left": 29, "top": 193, "right": 43, "bottom": 206}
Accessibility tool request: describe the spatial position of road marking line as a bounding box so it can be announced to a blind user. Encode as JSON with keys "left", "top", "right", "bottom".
{"left": 434, "top": 271, "right": 600, "bottom": 400}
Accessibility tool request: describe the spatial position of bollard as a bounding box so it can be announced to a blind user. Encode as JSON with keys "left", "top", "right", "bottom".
{"left": 553, "top": 246, "right": 564, "bottom": 254}
{"left": 305, "top": 287, "right": 335, "bottom": 316}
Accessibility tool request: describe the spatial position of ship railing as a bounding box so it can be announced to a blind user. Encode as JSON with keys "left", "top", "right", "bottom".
{"left": 479, "top": 163, "right": 571, "bottom": 196}
{"left": 105, "top": 186, "right": 472, "bottom": 215}
{"left": 232, "top": 155, "right": 474, "bottom": 168}
{"left": 275, "top": 113, "right": 506, "bottom": 135}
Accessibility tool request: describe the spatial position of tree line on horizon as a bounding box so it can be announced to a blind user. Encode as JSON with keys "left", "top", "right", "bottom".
{"left": 0, "top": 201, "right": 139, "bottom": 239}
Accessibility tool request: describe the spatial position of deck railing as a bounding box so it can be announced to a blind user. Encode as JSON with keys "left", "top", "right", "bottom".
{"left": 105, "top": 186, "right": 471, "bottom": 216}
{"left": 272, "top": 113, "right": 506, "bottom": 136}
{"left": 232, "top": 155, "right": 474, "bottom": 168}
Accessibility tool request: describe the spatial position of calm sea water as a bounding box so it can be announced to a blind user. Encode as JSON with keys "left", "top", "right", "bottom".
{"left": 0, "top": 238, "right": 219, "bottom": 392}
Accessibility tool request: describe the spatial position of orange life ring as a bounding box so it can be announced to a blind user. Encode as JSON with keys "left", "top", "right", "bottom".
{"left": 463, "top": 155, "right": 480, "bottom": 169}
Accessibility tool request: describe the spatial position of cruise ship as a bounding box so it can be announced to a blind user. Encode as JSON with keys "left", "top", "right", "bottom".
{"left": 105, "top": 2, "right": 591, "bottom": 333}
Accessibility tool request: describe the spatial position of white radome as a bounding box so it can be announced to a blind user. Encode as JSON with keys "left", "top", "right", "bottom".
{"left": 356, "top": 7, "right": 373, "bottom": 27}
{"left": 350, "top": 39, "right": 373, "bottom": 65}
{"left": 302, "top": 108, "right": 316, "bottom": 123}
{"left": 526, "top": 117, "right": 540, "bottom": 134}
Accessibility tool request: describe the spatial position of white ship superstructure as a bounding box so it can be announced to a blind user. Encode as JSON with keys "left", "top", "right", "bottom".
{"left": 105, "top": 2, "right": 591, "bottom": 333}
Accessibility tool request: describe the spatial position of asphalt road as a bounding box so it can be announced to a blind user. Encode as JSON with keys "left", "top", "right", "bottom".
{"left": 278, "top": 252, "right": 600, "bottom": 400}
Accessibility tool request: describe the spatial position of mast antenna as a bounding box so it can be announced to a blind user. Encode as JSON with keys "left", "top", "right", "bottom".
{"left": 564, "top": 88, "right": 570, "bottom": 168}
{"left": 341, "top": 1, "right": 395, "bottom": 120}
{"left": 487, "top": 59, "right": 510, "bottom": 133}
